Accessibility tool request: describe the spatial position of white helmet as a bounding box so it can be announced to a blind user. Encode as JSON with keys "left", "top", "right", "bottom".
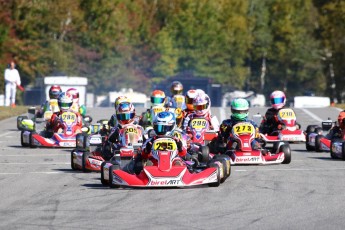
{"left": 270, "top": 90, "right": 286, "bottom": 109}
{"left": 193, "top": 93, "right": 210, "bottom": 116}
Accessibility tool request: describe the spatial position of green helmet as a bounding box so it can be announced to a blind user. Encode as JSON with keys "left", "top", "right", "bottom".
{"left": 231, "top": 98, "right": 249, "bottom": 121}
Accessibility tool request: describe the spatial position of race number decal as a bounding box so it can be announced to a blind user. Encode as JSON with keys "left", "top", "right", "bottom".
{"left": 172, "top": 131, "right": 182, "bottom": 140}
{"left": 233, "top": 123, "right": 255, "bottom": 135}
{"left": 61, "top": 112, "right": 77, "bottom": 124}
{"left": 175, "top": 108, "right": 183, "bottom": 119}
{"left": 174, "top": 95, "right": 184, "bottom": 103}
{"left": 191, "top": 118, "right": 208, "bottom": 129}
{"left": 125, "top": 127, "right": 138, "bottom": 134}
{"left": 278, "top": 109, "right": 296, "bottom": 119}
{"left": 152, "top": 106, "right": 164, "bottom": 115}
{"left": 153, "top": 139, "right": 177, "bottom": 151}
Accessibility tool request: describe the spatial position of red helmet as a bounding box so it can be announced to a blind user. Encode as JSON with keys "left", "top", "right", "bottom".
{"left": 151, "top": 90, "right": 166, "bottom": 107}
{"left": 66, "top": 88, "right": 79, "bottom": 103}
{"left": 49, "top": 85, "right": 62, "bottom": 99}
{"left": 116, "top": 102, "right": 136, "bottom": 125}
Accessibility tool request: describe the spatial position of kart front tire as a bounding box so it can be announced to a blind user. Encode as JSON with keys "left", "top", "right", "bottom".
{"left": 315, "top": 135, "right": 324, "bottom": 152}
{"left": 21, "top": 131, "right": 29, "bottom": 147}
{"left": 213, "top": 155, "right": 231, "bottom": 182}
{"left": 82, "top": 151, "right": 91, "bottom": 173}
{"left": 200, "top": 145, "right": 210, "bottom": 163}
{"left": 71, "top": 149, "right": 76, "bottom": 170}
{"left": 342, "top": 143, "right": 345, "bottom": 161}
{"left": 101, "top": 161, "right": 108, "bottom": 186}
{"left": 109, "top": 164, "right": 121, "bottom": 188}
{"left": 281, "top": 144, "right": 291, "bottom": 164}
{"left": 330, "top": 141, "right": 337, "bottom": 159}
{"left": 208, "top": 162, "right": 221, "bottom": 187}
{"left": 305, "top": 133, "right": 315, "bottom": 151}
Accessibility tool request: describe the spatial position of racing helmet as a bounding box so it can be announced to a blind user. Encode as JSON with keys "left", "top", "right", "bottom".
{"left": 153, "top": 111, "right": 176, "bottom": 135}
{"left": 114, "top": 96, "right": 130, "bottom": 111}
{"left": 116, "top": 102, "right": 136, "bottom": 125}
{"left": 66, "top": 88, "right": 79, "bottom": 103}
{"left": 270, "top": 90, "right": 286, "bottom": 110}
{"left": 49, "top": 85, "right": 62, "bottom": 99}
{"left": 231, "top": 98, "right": 249, "bottom": 121}
{"left": 170, "top": 81, "right": 183, "bottom": 95}
{"left": 185, "top": 89, "right": 205, "bottom": 111}
{"left": 151, "top": 90, "right": 166, "bottom": 107}
{"left": 193, "top": 93, "right": 210, "bottom": 116}
{"left": 337, "top": 111, "right": 345, "bottom": 129}
{"left": 58, "top": 92, "right": 73, "bottom": 112}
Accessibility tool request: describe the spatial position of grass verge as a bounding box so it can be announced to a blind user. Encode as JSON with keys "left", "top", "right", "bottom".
{"left": 0, "top": 106, "right": 30, "bottom": 121}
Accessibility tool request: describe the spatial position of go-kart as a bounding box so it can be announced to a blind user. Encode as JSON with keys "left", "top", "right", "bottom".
{"left": 100, "top": 137, "right": 230, "bottom": 188}
{"left": 305, "top": 119, "right": 335, "bottom": 152}
{"left": 259, "top": 108, "right": 306, "bottom": 143}
{"left": 71, "top": 123, "right": 144, "bottom": 172}
{"left": 187, "top": 117, "right": 219, "bottom": 146}
{"left": 21, "top": 111, "right": 84, "bottom": 148}
{"left": 226, "top": 122, "right": 291, "bottom": 165}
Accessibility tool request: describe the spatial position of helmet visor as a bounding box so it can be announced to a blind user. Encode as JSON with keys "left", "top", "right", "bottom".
{"left": 116, "top": 113, "right": 135, "bottom": 121}
{"left": 151, "top": 97, "right": 165, "bottom": 104}
{"left": 186, "top": 97, "right": 194, "bottom": 105}
{"left": 271, "top": 97, "right": 284, "bottom": 105}
{"left": 232, "top": 109, "right": 248, "bottom": 114}
{"left": 59, "top": 102, "right": 72, "bottom": 110}
{"left": 153, "top": 124, "right": 173, "bottom": 135}
{"left": 171, "top": 89, "right": 183, "bottom": 95}
{"left": 194, "top": 103, "right": 208, "bottom": 111}
{"left": 50, "top": 91, "right": 60, "bottom": 99}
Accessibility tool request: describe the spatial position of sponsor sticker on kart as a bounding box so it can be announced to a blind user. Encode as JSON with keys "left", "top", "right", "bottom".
{"left": 235, "top": 156, "right": 261, "bottom": 163}
{"left": 191, "top": 118, "right": 208, "bottom": 129}
{"left": 60, "top": 142, "right": 75, "bottom": 147}
{"left": 153, "top": 139, "right": 177, "bottom": 151}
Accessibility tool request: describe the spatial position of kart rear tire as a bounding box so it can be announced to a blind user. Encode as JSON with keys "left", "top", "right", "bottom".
{"left": 71, "top": 149, "right": 76, "bottom": 170}
{"left": 109, "top": 164, "right": 121, "bottom": 188}
{"left": 330, "top": 141, "right": 337, "bottom": 159}
{"left": 315, "top": 135, "right": 324, "bottom": 152}
{"left": 101, "top": 161, "right": 108, "bottom": 186}
{"left": 305, "top": 133, "right": 315, "bottom": 151}
{"left": 213, "top": 155, "right": 231, "bottom": 182}
{"left": 200, "top": 145, "right": 210, "bottom": 163}
{"left": 29, "top": 132, "right": 37, "bottom": 148}
{"left": 280, "top": 144, "right": 291, "bottom": 164}
{"left": 76, "top": 133, "right": 89, "bottom": 151}
{"left": 82, "top": 151, "right": 91, "bottom": 173}
{"left": 342, "top": 143, "right": 345, "bottom": 161}
{"left": 208, "top": 162, "right": 221, "bottom": 187}
{"left": 21, "top": 131, "right": 29, "bottom": 147}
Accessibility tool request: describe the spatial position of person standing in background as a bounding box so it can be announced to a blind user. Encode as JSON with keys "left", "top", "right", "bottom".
{"left": 4, "top": 61, "right": 21, "bottom": 107}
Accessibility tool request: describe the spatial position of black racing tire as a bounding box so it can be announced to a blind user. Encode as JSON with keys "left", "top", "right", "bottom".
{"left": 315, "top": 135, "right": 324, "bottom": 152}
{"left": 213, "top": 155, "right": 231, "bottom": 183}
{"left": 342, "top": 143, "right": 345, "bottom": 161}
{"left": 330, "top": 141, "right": 337, "bottom": 159}
{"left": 20, "top": 131, "right": 29, "bottom": 147}
{"left": 101, "top": 161, "right": 108, "bottom": 186}
{"left": 82, "top": 151, "right": 91, "bottom": 173}
{"left": 208, "top": 162, "right": 221, "bottom": 187}
{"left": 200, "top": 145, "right": 210, "bottom": 163}
{"left": 29, "top": 132, "right": 37, "bottom": 148}
{"left": 71, "top": 149, "right": 76, "bottom": 170}
{"left": 305, "top": 133, "right": 315, "bottom": 151}
{"left": 109, "top": 164, "right": 121, "bottom": 188}
{"left": 280, "top": 144, "right": 291, "bottom": 164}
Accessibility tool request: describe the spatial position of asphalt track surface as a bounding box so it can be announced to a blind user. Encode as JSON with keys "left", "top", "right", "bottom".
{"left": 1, "top": 106, "right": 345, "bottom": 230}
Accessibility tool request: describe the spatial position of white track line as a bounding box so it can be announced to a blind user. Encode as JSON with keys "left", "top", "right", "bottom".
{"left": 0, "top": 131, "right": 15, "bottom": 137}
{"left": 235, "top": 167, "right": 345, "bottom": 172}
{"left": 0, "top": 171, "right": 64, "bottom": 175}
{"left": 300, "top": 108, "right": 323, "bottom": 122}
{"left": 0, "top": 162, "right": 69, "bottom": 165}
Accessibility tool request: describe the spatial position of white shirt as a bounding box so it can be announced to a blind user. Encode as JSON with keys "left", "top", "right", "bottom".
{"left": 4, "top": 68, "right": 21, "bottom": 85}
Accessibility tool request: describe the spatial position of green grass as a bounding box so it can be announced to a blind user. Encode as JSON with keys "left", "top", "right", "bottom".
{"left": 0, "top": 106, "right": 29, "bottom": 121}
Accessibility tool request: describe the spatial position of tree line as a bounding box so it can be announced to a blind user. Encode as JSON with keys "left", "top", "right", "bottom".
{"left": 0, "top": 0, "right": 343, "bottom": 103}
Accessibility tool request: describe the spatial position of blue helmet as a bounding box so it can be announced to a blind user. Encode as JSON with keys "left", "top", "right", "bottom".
{"left": 153, "top": 111, "right": 176, "bottom": 135}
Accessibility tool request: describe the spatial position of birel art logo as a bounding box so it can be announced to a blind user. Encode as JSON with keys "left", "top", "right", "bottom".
{"left": 236, "top": 157, "right": 260, "bottom": 162}
{"left": 150, "top": 179, "right": 182, "bottom": 186}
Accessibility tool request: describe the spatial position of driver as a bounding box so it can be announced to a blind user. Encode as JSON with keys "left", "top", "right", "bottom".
{"left": 259, "top": 90, "right": 300, "bottom": 134}
{"left": 126, "top": 111, "right": 186, "bottom": 174}
{"left": 327, "top": 110, "right": 345, "bottom": 140}
{"left": 216, "top": 98, "right": 265, "bottom": 154}
{"left": 46, "top": 92, "right": 83, "bottom": 133}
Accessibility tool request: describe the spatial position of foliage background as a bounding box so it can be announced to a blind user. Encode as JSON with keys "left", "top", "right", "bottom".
{"left": 0, "top": 0, "right": 343, "bottom": 102}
